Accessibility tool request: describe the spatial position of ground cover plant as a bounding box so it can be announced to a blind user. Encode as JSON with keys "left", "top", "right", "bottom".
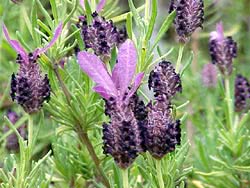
{"left": 0, "top": 0, "right": 249, "bottom": 187}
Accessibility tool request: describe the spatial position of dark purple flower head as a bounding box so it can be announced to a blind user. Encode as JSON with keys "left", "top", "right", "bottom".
{"left": 234, "top": 75, "right": 250, "bottom": 112}
{"left": 201, "top": 63, "right": 218, "bottom": 88}
{"left": 145, "top": 101, "right": 181, "bottom": 159}
{"left": 209, "top": 22, "right": 237, "bottom": 76}
{"left": 102, "top": 100, "right": 142, "bottom": 169}
{"left": 3, "top": 23, "right": 62, "bottom": 113}
{"left": 148, "top": 61, "right": 182, "bottom": 101}
{"left": 77, "top": 12, "right": 127, "bottom": 59}
{"left": 3, "top": 110, "right": 27, "bottom": 151}
{"left": 78, "top": 39, "right": 144, "bottom": 168}
{"left": 169, "top": 0, "right": 204, "bottom": 42}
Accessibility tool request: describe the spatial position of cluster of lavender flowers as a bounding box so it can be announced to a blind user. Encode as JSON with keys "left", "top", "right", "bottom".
{"left": 77, "top": 39, "right": 182, "bottom": 168}
{"left": 2, "top": 24, "right": 62, "bottom": 114}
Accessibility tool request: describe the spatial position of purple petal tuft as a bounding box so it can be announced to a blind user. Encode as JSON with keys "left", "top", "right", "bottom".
{"left": 93, "top": 85, "right": 110, "bottom": 100}
{"left": 96, "top": 0, "right": 106, "bottom": 12}
{"left": 77, "top": 51, "right": 117, "bottom": 98}
{"left": 36, "top": 23, "right": 63, "bottom": 55}
{"left": 112, "top": 39, "right": 137, "bottom": 96}
{"left": 210, "top": 22, "right": 224, "bottom": 42}
{"left": 2, "top": 24, "right": 28, "bottom": 62}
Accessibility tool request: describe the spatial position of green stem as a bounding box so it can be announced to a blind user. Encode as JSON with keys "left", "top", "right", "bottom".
{"left": 53, "top": 63, "right": 110, "bottom": 188}
{"left": 28, "top": 114, "right": 33, "bottom": 157}
{"left": 122, "top": 168, "right": 129, "bottom": 188}
{"left": 144, "top": 0, "right": 150, "bottom": 22}
{"left": 156, "top": 160, "right": 164, "bottom": 188}
{"left": 175, "top": 44, "right": 185, "bottom": 73}
{"left": 225, "top": 77, "right": 234, "bottom": 131}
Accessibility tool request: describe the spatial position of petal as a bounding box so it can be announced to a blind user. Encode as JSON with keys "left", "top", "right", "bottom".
{"left": 93, "top": 85, "right": 110, "bottom": 99}
{"left": 127, "top": 73, "right": 144, "bottom": 99}
{"left": 77, "top": 51, "right": 117, "bottom": 98}
{"left": 80, "top": 0, "right": 85, "bottom": 10}
{"left": 36, "top": 23, "right": 63, "bottom": 55}
{"left": 2, "top": 24, "right": 28, "bottom": 62}
{"left": 96, "top": 0, "right": 106, "bottom": 12}
{"left": 210, "top": 22, "right": 224, "bottom": 42}
{"left": 112, "top": 39, "right": 137, "bottom": 96}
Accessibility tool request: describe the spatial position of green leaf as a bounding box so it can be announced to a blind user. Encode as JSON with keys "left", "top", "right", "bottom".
{"left": 126, "top": 13, "right": 133, "bottom": 39}
{"left": 145, "top": 0, "right": 157, "bottom": 41}
{"left": 151, "top": 11, "right": 176, "bottom": 52}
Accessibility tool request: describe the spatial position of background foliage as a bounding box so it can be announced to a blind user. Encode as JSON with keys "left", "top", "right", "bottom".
{"left": 0, "top": 0, "right": 250, "bottom": 187}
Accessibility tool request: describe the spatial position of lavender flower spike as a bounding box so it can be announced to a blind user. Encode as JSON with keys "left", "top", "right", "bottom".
{"left": 76, "top": 12, "right": 127, "bottom": 59}
{"left": 3, "top": 23, "right": 62, "bottom": 113}
{"left": 146, "top": 61, "right": 182, "bottom": 159}
{"left": 209, "top": 22, "right": 237, "bottom": 76}
{"left": 234, "top": 75, "right": 250, "bottom": 112}
{"left": 169, "top": 0, "right": 204, "bottom": 42}
{"left": 78, "top": 39, "right": 144, "bottom": 168}
{"left": 201, "top": 63, "right": 218, "bottom": 88}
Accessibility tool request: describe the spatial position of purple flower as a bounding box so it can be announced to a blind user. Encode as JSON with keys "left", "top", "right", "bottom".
{"left": 234, "top": 75, "right": 250, "bottom": 112}
{"left": 201, "top": 63, "right": 218, "bottom": 88}
{"left": 145, "top": 61, "right": 182, "bottom": 159}
{"left": 145, "top": 102, "right": 181, "bottom": 159}
{"left": 76, "top": 12, "right": 127, "bottom": 59}
{"left": 148, "top": 61, "right": 182, "bottom": 101}
{"left": 3, "top": 110, "right": 27, "bottom": 152}
{"left": 80, "top": 0, "right": 106, "bottom": 12}
{"left": 169, "top": 0, "right": 204, "bottom": 42}
{"left": 3, "top": 23, "right": 62, "bottom": 113}
{"left": 209, "top": 22, "right": 237, "bottom": 76}
{"left": 77, "top": 39, "right": 144, "bottom": 168}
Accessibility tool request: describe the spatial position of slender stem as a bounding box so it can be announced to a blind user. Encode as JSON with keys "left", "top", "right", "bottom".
{"left": 53, "top": 64, "right": 110, "bottom": 188}
{"left": 225, "top": 77, "right": 233, "bottom": 131}
{"left": 175, "top": 44, "right": 185, "bottom": 73}
{"left": 28, "top": 114, "right": 33, "bottom": 157}
{"left": 156, "top": 160, "right": 164, "bottom": 188}
{"left": 76, "top": 125, "right": 110, "bottom": 188}
{"left": 53, "top": 63, "right": 71, "bottom": 105}
{"left": 145, "top": 0, "right": 150, "bottom": 22}
{"left": 122, "top": 168, "right": 129, "bottom": 188}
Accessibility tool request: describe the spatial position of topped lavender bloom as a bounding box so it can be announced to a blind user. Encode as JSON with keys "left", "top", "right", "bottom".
{"left": 3, "top": 23, "right": 62, "bottom": 113}
{"left": 209, "top": 22, "right": 237, "bottom": 76}
{"left": 234, "top": 75, "right": 250, "bottom": 112}
{"left": 201, "top": 63, "right": 218, "bottom": 88}
{"left": 77, "top": 39, "right": 144, "bottom": 168}
{"left": 169, "top": 0, "right": 204, "bottom": 42}
{"left": 76, "top": 12, "right": 127, "bottom": 59}
{"left": 3, "top": 110, "right": 27, "bottom": 151}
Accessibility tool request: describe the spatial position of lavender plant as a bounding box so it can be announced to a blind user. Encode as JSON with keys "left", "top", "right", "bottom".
{"left": 0, "top": 0, "right": 249, "bottom": 188}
